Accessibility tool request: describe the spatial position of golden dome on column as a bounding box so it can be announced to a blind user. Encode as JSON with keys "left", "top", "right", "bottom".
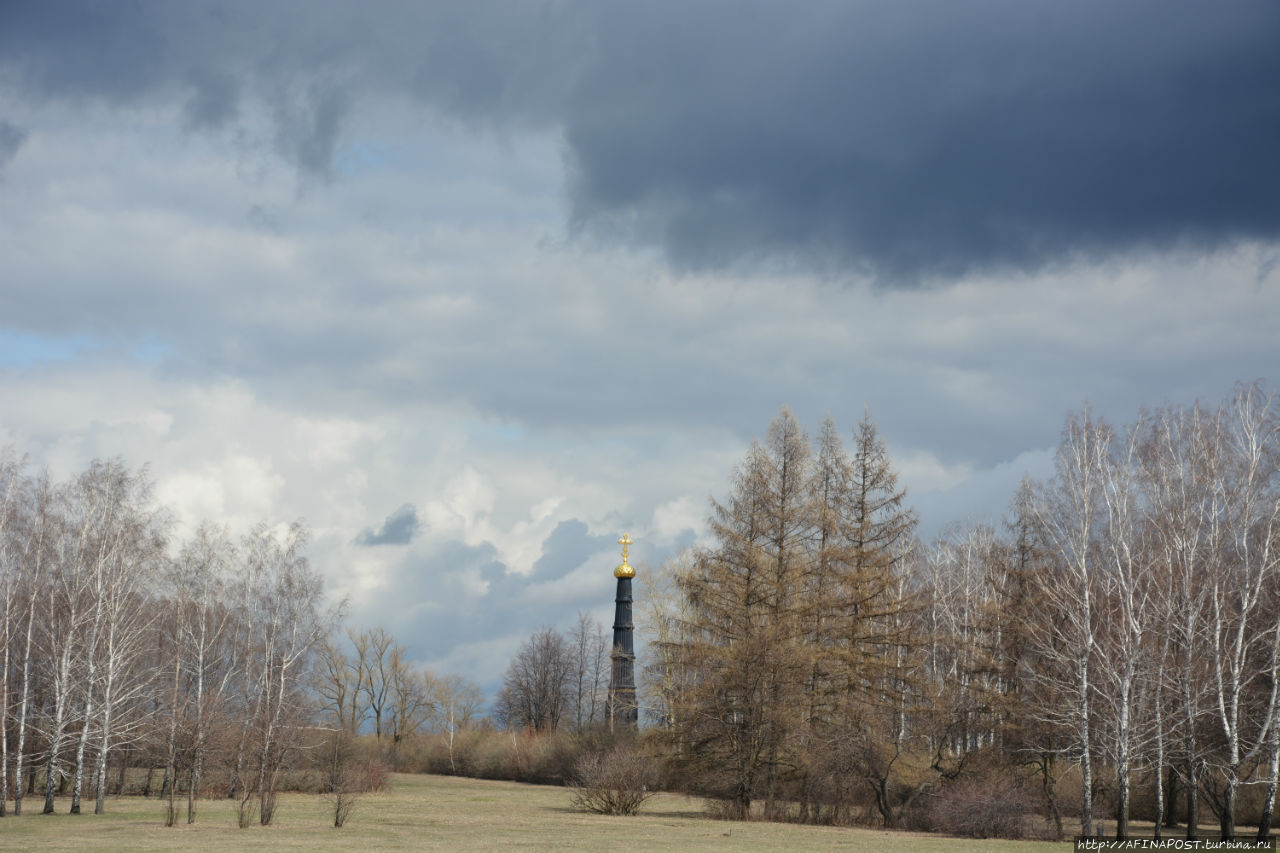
{"left": 614, "top": 533, "right": 636, "bottom": 579}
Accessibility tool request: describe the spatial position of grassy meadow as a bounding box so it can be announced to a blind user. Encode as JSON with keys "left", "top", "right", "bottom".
{"left": 0, "top": 772, "right": 1069, "bottom": 852}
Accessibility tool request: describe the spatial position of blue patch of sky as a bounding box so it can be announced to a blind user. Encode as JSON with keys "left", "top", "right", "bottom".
{"left": 464, "top": 419, "right": 526, "bottom": 442}
{"left": 131, "top": 334, "right": 172, "bottom": 364}
{"left": 0, "top": 329, "right": 99, "bottom": 367}
{"left": 332, "top": 140, "right": 398, "bottom": 179}
{"left": 0, "top": 330, "right": 172, "bottom": 368}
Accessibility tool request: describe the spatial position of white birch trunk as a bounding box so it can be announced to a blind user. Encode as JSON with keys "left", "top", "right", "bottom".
{"left": 0, "top": 457, "right": 20, "bottom": 818}
{"left": 12, "top": 576, "right": 38, "bottom": 816}
{"left": 70, "top": 581, "right": 105, "bottom": 814}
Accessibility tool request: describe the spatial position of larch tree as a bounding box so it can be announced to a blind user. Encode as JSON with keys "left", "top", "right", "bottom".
{"left": 668, "top": 408, "right": 921, "bottom": 825}
{"left": 839, "top": 413, "right": 922, "bottom": 828}
{"left": 674, "top": 408, "right": 814, "bottom": 819}
{"left": 799, "top": 415, "right": 851, "bottom": 817}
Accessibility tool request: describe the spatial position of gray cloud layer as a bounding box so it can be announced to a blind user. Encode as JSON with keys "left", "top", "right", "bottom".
{"left": 0, "top": 120, "right": 27, "bottom": 173}
{"left": 2, "top": 1, "right": 1277, "bottom": 685}
{"left": 4, "top": 0, "right": 1276, "bottom": 280}
{"left": 356, "top": 502, "right": 422, "bottom": 546}
{"left": 349, "top": 521, "right": 622, "bottom": 689}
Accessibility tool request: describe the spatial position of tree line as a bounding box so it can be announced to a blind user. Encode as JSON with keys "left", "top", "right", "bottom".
{"left": 0, "top": 455, "right": 342, "bottom": 825}
{"left": 641, "top": 381, "right": 1280, "bottom": 840}
{"left": 0, "top": 448, "right": 550, "bottom": 826}
{"left": 0, "top": 448, "right": 604, "bottom": 825}
{"left": 5, "top": 379, "right": 1277, "bottom": 839}
{"left": 493, "top": 614, "right": 611, "bottom": 735}
{"left": 316, "top": 626, "right": 485, "bottom": 772}
{"left": 0, "top": 450, "right": 350, "bottom": 824}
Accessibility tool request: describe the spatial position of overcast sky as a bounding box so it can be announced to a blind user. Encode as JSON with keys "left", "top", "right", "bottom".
{"left": 1, "top": 1, "right": 1277, "bottom": 694}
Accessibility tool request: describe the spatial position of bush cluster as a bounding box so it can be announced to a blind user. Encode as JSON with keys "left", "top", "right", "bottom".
{"left": 919, "top": 777, "right": 1038, "bottom": 840}
{"left": 568, "top": 746, "right": 656, "bottom": 815}
{"left": 392, "top": 728, "right": 632, "bottom": 787}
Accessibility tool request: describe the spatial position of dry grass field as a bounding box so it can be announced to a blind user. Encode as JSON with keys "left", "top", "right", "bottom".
{"left": 0, "top": 773, "right": 1068, "bottom": 852}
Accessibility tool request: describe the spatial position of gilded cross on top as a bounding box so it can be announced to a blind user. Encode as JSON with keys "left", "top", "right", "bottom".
{"left": 614, "top": 533, "right": 635, "bottom": 579}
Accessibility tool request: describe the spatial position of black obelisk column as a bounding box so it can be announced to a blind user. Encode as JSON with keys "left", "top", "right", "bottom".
{"left": 606, "top": 533, "right": 638, "bottom": 730}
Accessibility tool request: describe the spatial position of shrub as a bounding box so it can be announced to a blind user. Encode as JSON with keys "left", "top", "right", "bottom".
{"left": 526, "top": 730, "right": 582, "bottom": 785}
{"left": 355, "top": 753, "right": 392, "bottom": 793}
{"left": 569, "top": 746, "right": 657, "bottom": 816}
{"left": 922, "top": 776, "right": 1037, "bottom": 839}
{"left": 311, "top": 732, "right": 394, "bottom": 828}
{"left": 703, "top": 797, "right": 751, "bottom": 821}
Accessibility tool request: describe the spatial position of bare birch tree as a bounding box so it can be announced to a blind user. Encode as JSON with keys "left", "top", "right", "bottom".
{"left": 0, "top": 450, "right": 24, "bottom": 818}
{"left": 426, "top": 673, "right": 484, "bottom": 774}
{"left": 1203, "top": 383, "right": 1280, "bottom": 839}
{"left": 41, "top": 473, "right": 100, "bottom": 814}
{"left": 166, "top": 524, "right": 237, "bottom": 823}
{"left": 240, "top": 521, "right": 332, "bottom": 826}
{"left": 1092, "top": 420, "right": 1154, "bottom": 839}
{"left": 639, "top": 549, "right": 697, "bottom": 732}
{"left": 568, "top": 610, "right": 608, "bottom": 732}
{"left": 66, "top": 461, "right": 165, "bottom": 815}
{"left": 1030, "top": 407, "right": 1111, "bottom": 836}
{"left": 1141, "top": 400, "right": 1220, "bottom": 838}
{"left": 10, "top": 471, "right": 53, "bottom": 816}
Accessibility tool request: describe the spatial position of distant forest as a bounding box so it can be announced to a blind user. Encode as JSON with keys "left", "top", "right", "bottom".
{"left": 2, "top": 379, "right": 1278, "bottom": 841}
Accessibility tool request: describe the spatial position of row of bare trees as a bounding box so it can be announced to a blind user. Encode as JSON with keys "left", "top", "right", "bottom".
{"left": 0, "top": 458, "right": 167, "bottom": 817}
{"left": 642, "top": 382, "right": 1280, "bottom": 840}
{"left": 0, "top": 454, "right": 333, "bottom": 826}
{"left": 494, "top": 613, "right": 610, "bottom": 734}
{"left": 317, "top": 628, "right": 485, "bottom": 751}
{"left": 1016, "top": 382, "right": 1280, "bottom": 840}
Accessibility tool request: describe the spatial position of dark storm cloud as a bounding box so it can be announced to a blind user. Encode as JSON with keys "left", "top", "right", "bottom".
{"left": 0, "top": 1, "right": 170, "bottom": 103}
{"left": 355, "top": 502, "right": 422, "bottom": 546}
{"left": 529, "top": 519, "right": 614, "bottom": 581}
{"left": 0, "top": 121, "right": 27, "bottom": 173}
{"left": 272, "top": 82, "right": 348, "bottom": 182}
{"left": 560, "top": 1, "right": 1280, "bottom": 280}
{"left": 181, "top": 69, "right": 239, "bottom": 132}
{"left": 3, "top": 0, "right": 1277, "bottom": 278}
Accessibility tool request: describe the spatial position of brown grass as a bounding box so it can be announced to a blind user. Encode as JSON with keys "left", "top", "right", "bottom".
{"left": 0, "top": 773, "right": 1066, "bottom": 852}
